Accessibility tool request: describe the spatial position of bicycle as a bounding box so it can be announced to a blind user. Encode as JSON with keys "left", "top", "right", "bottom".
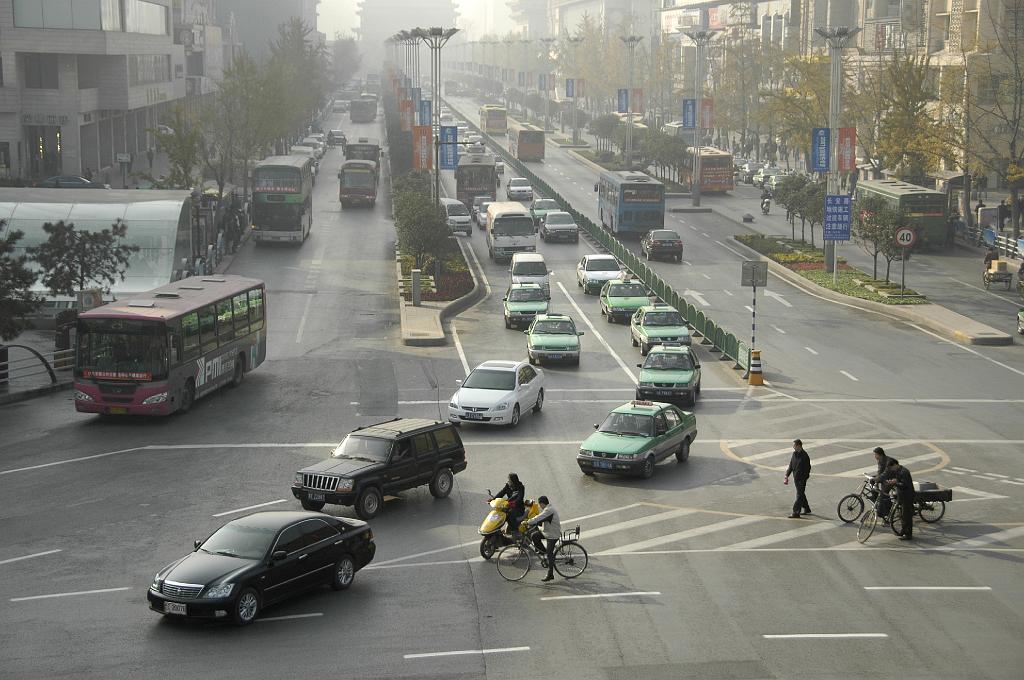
{"left": 857, "top": 489, "right": 905, "bottom": 543}
{"left": 836, "top": 474, "right": 881, "bottom": 523}
{"left": 495, "top": 525, "right": 589, "bottom": 582}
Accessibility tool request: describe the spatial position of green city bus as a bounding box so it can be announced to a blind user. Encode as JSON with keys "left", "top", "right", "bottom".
{"left": 854, "top": 179, "right": 947, "bottom": 248}
{"left": 251, "top": 156, "right": 314, "bottom": 244}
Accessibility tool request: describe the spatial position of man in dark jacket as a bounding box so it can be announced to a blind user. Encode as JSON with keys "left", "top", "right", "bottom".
{"left": 493, "top": 472, "right": 525, "bottom": 536}
{"left": 784, "top": 439, "right": 812, "bottom": 518}
{"left": 870, "top": 447, "right": 892, "bottom": 519}
{"left": 885, "top": 459, "right": 915, "bottom": 540}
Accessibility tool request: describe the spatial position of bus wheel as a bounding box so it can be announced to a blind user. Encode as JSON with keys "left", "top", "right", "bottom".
{"left": 230, "top": 355, "right": 245, "bottom": 387}
{"left": 179, "top": 380, "right": 195, "bottom": 414}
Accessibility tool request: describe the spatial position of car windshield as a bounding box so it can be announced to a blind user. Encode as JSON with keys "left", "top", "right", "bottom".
{"left": 608, "top": 283, "right": 647, "bottom": 297}
{"left": 201, "top": 519, "right": 278, "bottom": 560}
{"left": 599, "top": 412, "right": 654, "bottom": 437}
{"left": 508, "top": 288, "right": 546, "bottom": 302}
{"left": 331, "top": 435, "right": 393, "bottom": 462}
{"left": 644, "top": 353, "right": 695, "bottom": 370}
{"left": 512, "top": 262, "right": 547, "bottom": 276}
{"left": 463, "top": 368, "right": 516, "bottom": 390}
{"left": 651, "top": 231, "right": 679, "bottom": 240}
{"left": 546, "top": 213, "right": 573, "bottom": 225}
{"left": 446, "top": 203, "right": 470, "bottom": 216}
{"left": 532, "top": 320, "right": 575, "bottom": 334}
{"left": 586, "top": 258, "right": 620, "bottom": 272}
{"left": 534, "top": 200, "right": 557, "bottom": 210}
{"left": 643, "top": 311, "right": 684, "bottom": 326}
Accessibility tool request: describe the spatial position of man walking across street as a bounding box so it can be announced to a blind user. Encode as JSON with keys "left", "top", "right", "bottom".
{"left": 527, "top": 496, "right": 561, "bottom": 582}
{"left": 885, "top": 459, "right": 915, "bottom": 540}
{"left": 784, "top": 439, "right": 812, "bottom": 518}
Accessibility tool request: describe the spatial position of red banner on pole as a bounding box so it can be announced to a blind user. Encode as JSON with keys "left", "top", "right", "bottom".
{"left": 412, "top": 125, "right": 433, "bottom": 170}
{"left": 699, "top": 98, "right": 714, "bottom": 130}
{"left": 631, "top": 88, "right": 644, "bottom": 114}
{"left": 838, "top": 127, "right": 857, "bottom": 172}
{"left": 400, "top": 100, "right": 413, "bottom": 132}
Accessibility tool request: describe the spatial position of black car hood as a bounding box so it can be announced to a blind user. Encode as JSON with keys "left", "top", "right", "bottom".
{"left": 300, "top": 457, "right": 384, "bottom": 476}
{"left": 162, "top": 552, "right": 259, "bottom": 586}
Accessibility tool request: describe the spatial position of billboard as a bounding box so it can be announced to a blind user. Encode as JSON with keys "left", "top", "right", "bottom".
{"left": 439, "top": 125, "right": 458, "bottom": 170}
{"left": 412, "top": 125, "right": 433, "bottom": 170}
{"left": 811, "top": 127, "right": 830, "bottom": 172}
{"left": 400, "top": 100, "right": 413, "bottom": 132}
{"left": 838, "top": 127, "right": 856, "bottom": 172}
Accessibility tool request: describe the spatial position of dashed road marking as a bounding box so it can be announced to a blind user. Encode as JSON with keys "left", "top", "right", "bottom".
{"left": 213, "top": 499, "right": 288, "bottom": 517}
{"left": 840, "top": 370, "right": 859, "bottom": 381}
{"left": 11, "top": 587, "right": 131, "bottom": 602}
{"left": 805, "top": 347, "right": 819, "bottom": 355}
{"left": 0, "top": 549, "right": 62, "bottom": 567}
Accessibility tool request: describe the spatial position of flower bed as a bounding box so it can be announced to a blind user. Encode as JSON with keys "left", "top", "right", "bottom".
{"left": 399, "top": 254, "right": 474, "bottom": 302}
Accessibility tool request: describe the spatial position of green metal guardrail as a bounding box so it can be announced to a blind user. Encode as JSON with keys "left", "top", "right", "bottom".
{"left": 448, "top": 101, "right": 750, "bottom": 373}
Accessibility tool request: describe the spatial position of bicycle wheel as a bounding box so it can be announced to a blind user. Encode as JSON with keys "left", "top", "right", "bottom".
{"left": 889, "top": 506, "right": 904, "bottom": 536}
{"left": 918, "top": 500, "right": 945, "bottom": 523}
{"left": 552, "top": 541, "right": 588, "bottom": 579}
{"left": 857, "top": 508, "right": 878, "bottom": 543}
{"left": 495, "top": 545, "right": 531, "bottom": 582}
{"left": 836, "top": 494, "right": 865, "bottom": 523}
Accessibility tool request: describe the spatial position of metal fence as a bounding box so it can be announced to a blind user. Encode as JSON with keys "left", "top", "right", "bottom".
{"left": 964, "top": 225, "right": 1023, "bottom": 260}
{"left": 0, "top": 344, "right": 73, "bottom": 390}
{"left": 451, "top": 101, "right": 751, "bottom": 374}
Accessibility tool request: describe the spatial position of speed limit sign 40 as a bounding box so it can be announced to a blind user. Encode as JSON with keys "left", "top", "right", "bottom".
{"left": 895, "top": 227, "right": 917, "bottom": 249}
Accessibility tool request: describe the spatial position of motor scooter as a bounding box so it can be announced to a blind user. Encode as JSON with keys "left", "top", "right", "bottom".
{"left": 761, "top": 198, "right": 771, "bottom": 215}
{"left": 478, "top": 489, "right": 541, "bottom": 559}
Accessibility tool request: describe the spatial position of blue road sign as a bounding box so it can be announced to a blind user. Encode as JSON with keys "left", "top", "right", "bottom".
{"left": 617, "top": 88, "right": 629, "bottom": 113}
{"left": 439, "top": 125, "right": 458, "bottom": 170}
{"left": 682, "top": 99, "right": 696, "bottom": 128}
{"left": 811, "top": 127, "right": 830, "bottom": 172}
{"left": 566, "top": 78, "right": 575, "bottom": 98}
{"left": 823, "top": 194, "right": 852, "bottom": 241}
{"left": 419, "top": 99, "right": 431, "bottom": 126}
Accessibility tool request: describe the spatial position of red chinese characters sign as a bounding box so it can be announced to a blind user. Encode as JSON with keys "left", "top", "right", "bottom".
{"left": 400, "top": 100, "right": 413, "bottom": 132}
{"left": 412, "top": 125, "right": 433, "bottom": 170}
{"left": 699, "top": 98, "right": 714, "bottom": 129}
{"left": 82, "top": 369, "right": 153, "bottom": 381}
{"left": 838, "top": 127, "right": 856, "bottom": 172}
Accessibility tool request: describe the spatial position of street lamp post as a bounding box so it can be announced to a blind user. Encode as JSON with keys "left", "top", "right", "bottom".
{"left": 620, "top": 35, "right": 643, "bottom": 169}
{"left": 566, "top": 35, "right": 583, "bottom": 144}
{"left": 815, "top": 26, "right": 860, "bottom": 281}
{"left": 540, "top": 37, "right": 556, "bottom": 132}
{"left": 684, "top": 29, "right": 716, "bottom": 208}
{"left": 413, "top": 26, "right": 459, "bottom": 207}
{"left": 519, "top": 38, "right": 531, "bottom": 117}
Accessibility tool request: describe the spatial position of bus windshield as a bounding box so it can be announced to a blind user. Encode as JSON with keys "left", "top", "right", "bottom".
{"left": 253, "top": 168, "right": 301, "bottom": 192}
{"left": 492, "top": 216, "right": 534, "bottom": 236}
{"left": 76, "top": 318, "right": 168, "bottom": 381}
{"left": 341, "top": 169, "right": 375, "bottom": 188}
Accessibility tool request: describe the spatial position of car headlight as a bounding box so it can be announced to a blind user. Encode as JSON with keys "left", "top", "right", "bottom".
{"left": 619, "top": 453, "right": 637, "bottom": 460}
{"left": 579, "top": 449, "right": 593, "bottom": 457}
{"left": 639, "top": 381, "right": 654, "bottom": 387}
{"left": 294, "top": 472, "right": 303, "bottom": 485}
{"left": 150, "top": 575, "right": 162, "bottom": 592}
{"left": 494, "top": 402, "right": 508, "bottom": 411}
{"left": 142, "top": 392, "right": 169, "bottom": 404}
{"left": 74, "top": 390, "right": 94, "bottom": 402}
{"left": 448, "top": 400, "right": 458, "bottom": 408}
{"left": 202, "top": 583, "right": 235, "bottom": 599}
{"left": 336, "top": 478, "right": 354, "bottom": 492}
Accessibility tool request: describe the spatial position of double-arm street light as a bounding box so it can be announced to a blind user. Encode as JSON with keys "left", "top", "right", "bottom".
{"left": 412, "top": 26, "right": 459, "bottom": 207}
{"left": 519, "top": 38, "right": 531, "bottom": 116}
{"left": 620, "top": 35, "right": 643, "bottom": 169}
{"left": 539, "top": 37, "right": 556, "bottom": 132}
{"left": 684, "top": 29, "right": 716, "bottom": 207}
{"left": 565, "top": 34, "right": 583, "bottom": 144}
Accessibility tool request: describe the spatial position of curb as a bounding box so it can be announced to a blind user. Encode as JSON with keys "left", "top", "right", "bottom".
{"left": 727, "top": 237, "right": 1013, "bottom": 346}
{"left": 440, "top": 236, "right": 486, "bottom": 323}
{"left": 670, "top": 207, "right": 713, "bottom": 213}
{"left": 0, "top": 380, "right": 73, "bottom": 407}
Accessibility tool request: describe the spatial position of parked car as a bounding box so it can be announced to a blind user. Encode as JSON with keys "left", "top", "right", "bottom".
{"left": 640, "top": 229, "right": 684, "bottom": 262}
{"left": 36, "top": 175, "right": 110, "bottom": 189}
{"left": 292, "top": 418, "right": 467, "bottom": 519}
{"left": 147, "top": 511, "right": 375, "bottom": 626}
{"left": 447, "top": 360, "right": 545, "bottom": 428}
{"left": 741, "top": 162, "right": 763, "bottom": 184}
{"left": 577, "top": 400, "right": 697, "bottom": 478}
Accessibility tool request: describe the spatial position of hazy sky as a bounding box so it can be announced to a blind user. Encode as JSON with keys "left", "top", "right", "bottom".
{"left": 316, "top": 0, "right": 515, "bottom": 39}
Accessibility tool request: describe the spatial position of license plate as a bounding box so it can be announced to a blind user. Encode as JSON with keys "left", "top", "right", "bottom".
{"left": 109, "top": 407, "right": 128, "bottom": 414}
{"left": 165, "top": 602, "right": 187, "bottom": 615}
{"left": 464, "top": 412, "right": 482, "bottom": 420}
{"left": 307, "top": 492, "right": 324, "bottom": 502}
{"left": 657, "top": 390, "right": 672, "bottom": 396}
{"left": 548, "top": 354, "right": 562, "bottom": 360}
{"left": 595, "top": 460, "right": 613, "bottom": 469}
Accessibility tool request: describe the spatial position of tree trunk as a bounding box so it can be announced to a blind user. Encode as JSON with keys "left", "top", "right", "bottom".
{"left": 885, "top": 258, "right": 892, "bottom": 283}
{"left": 872, "top": 251, "right": 878, "bottom": 280}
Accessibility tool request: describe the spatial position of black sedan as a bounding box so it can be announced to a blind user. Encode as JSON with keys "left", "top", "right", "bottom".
{"left": 147, "top": 511, "right": 375, "bottom": 626}
{"left": 641, "top": 229, "right": 684, "bottom": 262}
{"left": 36, "top": 175, "right": 110, "bottom": 189}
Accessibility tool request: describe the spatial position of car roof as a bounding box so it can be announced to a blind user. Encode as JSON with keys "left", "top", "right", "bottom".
{"left": 585, "top": 253, "right": 617, "bottom": 261}
{"left": 330, "top": 129, "right": 344, "bottom": 133}
{"left": 648, "top": 344, "right": 694, "bottom": 355}
{"left": 509, "top": 282, "right": 543, "bottom": 290}
{"left": 439, "top": 197, "right": 463, "bottom": 205}
{"left": 228, "top": 510, "right": 331, "bottom": 529}
{"left": 535, "top": 313, "right": 573, "bottom": 322}
{"left": 546, "top": 211, "right": 572, "bottom": 217}
{"left": 607, "top": 278, "right": 643, "bottom": 285}
{"left": 349, "top": 417, "right": 449, "bottom": 439}
{"left": 639, "top": 304, "right": 679, "bottom": 314}
{"left": 476, "top": 360, "right": 521, "bottom": 371}
{"left": 509, "top": 177, "right": 530, "bottom": 183}
{"left": 649, "top": 229, "right": 680, "bottom": 237}
{"left": 611, "top": 400, "right": 670, "bottom": 415}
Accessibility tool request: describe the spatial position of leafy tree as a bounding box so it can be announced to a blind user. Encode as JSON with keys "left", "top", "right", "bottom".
{"left": 267, "top": 18, "right": 330, "bottom": 145}
{"left": 393, "top": 175, "right": 452, "bottom": 269}
{"left": 0, "top": 223, "right": 40, "bottom": 341}
{"left": 799, "top": 182, "right": 826, "bottom": 248}
{"left": 146, "top": 107, "right": 202, "bottom": 189}
{"left": 590, "top": 114, "right": 619, "bottom": 153}
{"left": 29, "top": 221, "right": 139, "bottom": 299}
{"left": 774, "top": 174, "right": 810, "bottom": 240}
{"left": 852, "top": 195, "right": 895, "bottom": 280}
{"left": 332, "top": 34, "right": 362, "bottom": 86}
{"left": 760, "top": 55, "right": 831, "bottom": 167}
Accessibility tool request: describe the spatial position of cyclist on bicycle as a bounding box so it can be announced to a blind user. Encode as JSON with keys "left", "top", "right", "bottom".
{"left": 525, "top": 495, "right": 561, "bottom": 582}
{"left": 884, "top": 459, "right": 915, "bottom": 540}
{"left": 492, "top": 472, "right": 526, "bottom": 537}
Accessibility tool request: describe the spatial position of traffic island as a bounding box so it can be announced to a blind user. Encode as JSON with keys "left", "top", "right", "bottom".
{"left": 396, "top": 243, "right": 480, "bottom": 347}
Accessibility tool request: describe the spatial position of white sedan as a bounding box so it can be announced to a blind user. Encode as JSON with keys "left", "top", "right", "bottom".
{"left": 447, "top": 360, "right": 545, "bottom": 428}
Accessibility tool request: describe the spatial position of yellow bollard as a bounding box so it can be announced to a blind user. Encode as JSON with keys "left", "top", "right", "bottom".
{"left": 748, "top": 349, "right": 764, "bottom": 386}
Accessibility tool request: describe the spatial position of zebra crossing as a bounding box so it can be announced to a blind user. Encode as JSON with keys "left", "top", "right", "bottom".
{"left": 722, "top": 439, "right": 948, "bottom": 478}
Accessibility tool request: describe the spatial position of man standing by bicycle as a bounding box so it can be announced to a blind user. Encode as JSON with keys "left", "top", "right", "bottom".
{"left": 526, "top": 496, "right": 561, "bottom": 582}
{"left": 885, "top": 459, "right": 915, "bottom": 540}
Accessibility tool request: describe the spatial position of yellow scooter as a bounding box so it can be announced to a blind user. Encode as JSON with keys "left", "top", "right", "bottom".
{"left": 479, "top": 490, "right": 541, "bottom": 560}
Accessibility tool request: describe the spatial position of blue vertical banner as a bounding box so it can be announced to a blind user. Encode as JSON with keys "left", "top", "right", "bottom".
{"left": 682, "top": 99, "right": 697, "bottom": 128}
{"left": 617, "top": 88, "right": 629, "bottom": 113}
{"left": 566, "top": 78, "right": 575, "bottom": 98}
{"left": 538, "top": 73, "right": 547, "bottom": 91}
{"left": 811, "top": 127, "right": 830, "bottom": 172}
{"left": 419, "top": 99, "right": 431, "bottom": 127}
{"left": 823, "top": 194, "right": 852, "bottom": 240}
{"left": 439, "top": 125, "right": 458, "bottom": 170}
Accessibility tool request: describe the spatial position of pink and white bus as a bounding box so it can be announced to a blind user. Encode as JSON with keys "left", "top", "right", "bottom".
{"left": 74, "top": 275, "right": 267, "bottom": 416}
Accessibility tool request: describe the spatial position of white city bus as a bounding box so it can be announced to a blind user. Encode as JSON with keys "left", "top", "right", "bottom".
{"left": 485, "top": 201, "right": 536, "bottom": 262}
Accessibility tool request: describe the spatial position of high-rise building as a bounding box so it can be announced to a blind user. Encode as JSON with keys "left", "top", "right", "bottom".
{"left": 0, "top": 0, "right": 187, "bottom": 180}
{"left": 216, "top": 0, "right": 320, "bottom": 60}
{"left": 509, "top": 0, "right": 549, "bottom": 39}
{"left": 356, "top": 0, "right": 458, "bottom": 70}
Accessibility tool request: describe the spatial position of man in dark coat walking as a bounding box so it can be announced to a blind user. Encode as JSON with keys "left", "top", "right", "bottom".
{"left": 784, "top": 439, "right": 812, "bottom": 518}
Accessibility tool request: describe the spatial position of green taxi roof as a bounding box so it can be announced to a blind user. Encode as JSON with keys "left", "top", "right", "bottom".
{"left": 509, "top": 282, "right": 543, "bottom": 291}
{"left": 534, "top": 313, "right": 573, "bottom": 322}
{"left": 637, "top": 303, "right": 677, "bottom": 314}
{"left": 648, "top": 343, "right": 694, "bottom": 355}
{"left": 611, "top": 399, "right": 670, "bottom": 415}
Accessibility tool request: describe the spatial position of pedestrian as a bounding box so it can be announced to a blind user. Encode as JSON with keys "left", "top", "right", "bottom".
{"left": 998, "top": 199, "right": 1010, "bottom": 230}
{"left": 884, "top": 458, "right": 914, "bottom": 540}
{"left": 147, "top": 147, "right": 154, "bottom": 170}
{"left": 784, "top": 439, "right": 812, "bottom": 518}
{"left": 526, "top": 495, "right": 561, "bottom": 582}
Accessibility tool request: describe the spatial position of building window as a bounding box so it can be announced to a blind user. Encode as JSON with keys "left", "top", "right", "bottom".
{"left": 14, "top": 0, "right": 104, "bottom": 30}
{"left": 125, "top": 0, "right": 169, "bottom": 35}
{"left": 23, "top": 54, "right": 59, "bottom": 89}
{"left": 129, "top": 55, "right": 171, "bottom": 86}
{"left": 102, "top": 0, "right": 122, "bottom": 30}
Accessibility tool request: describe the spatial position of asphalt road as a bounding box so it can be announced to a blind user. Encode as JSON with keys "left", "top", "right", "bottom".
{"left": 0, "top": 106, "right": 1022, "bottom": 680}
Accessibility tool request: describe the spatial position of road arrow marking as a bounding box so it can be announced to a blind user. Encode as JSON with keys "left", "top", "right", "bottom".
{"left": 765, "top": 290, "right": 792, "bottom": 307}
{"left": 684, "top": 290, "right": 710, "bottom": 307}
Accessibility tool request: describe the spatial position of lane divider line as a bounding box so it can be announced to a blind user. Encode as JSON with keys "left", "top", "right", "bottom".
{"left": 0, "top": 549, "right": 62, "bottom": 566}
{"left": 11, "top": 587, "right": 131, "bottom": 602}
{"left": 863, "top": 586, "right": 991, "bottom": 591}
{"left": 212, "top": 499, "right": 288, "bottom": 517}
{"left": 404, "top": 646, "right": 530, "bottom": 660}
{"left": 555, "top": 281, "right": 637, "bottom": 385}
{"left": 540, "top": 591, "right": 660, "bottom": 601}
{"left": 763, "top": 633, "right": 888, "bottom": 639}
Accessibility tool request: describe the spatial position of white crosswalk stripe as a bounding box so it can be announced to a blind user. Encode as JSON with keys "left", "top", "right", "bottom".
{"left": 935, "top": 526, "right": 1024, "bottom": 551}
{"left": 721, "top": 521, "right": 837, "bottom": 550}
{"left": 598, "top": 516, "right": 764, "bottom": 554}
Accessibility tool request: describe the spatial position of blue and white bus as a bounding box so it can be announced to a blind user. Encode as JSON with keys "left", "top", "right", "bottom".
{"left": 597, "top": 171, "right": 665, "bottom": 237}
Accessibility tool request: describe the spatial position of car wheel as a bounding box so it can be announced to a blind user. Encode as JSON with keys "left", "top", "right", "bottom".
{"left": 696, "top": 380, "right": 701, "bottom": 395}
{"left": 640, "top": 456, "right": 655, "bottom": 479}
{"left": 230, "top": 355, "right": 245, "bottom": 387}
{"left": 676, "top": 438, "right": 691, "bottom": 463}
{"left": 605, "top": 312, "right": 613, "bottom": 324}
{"left": 178, "top": 380, "right": 195, "bottom": 414}
{"left": 429, "top": 467, "right": 454, "bottom": 498}
{"left": 631, "top": 334, "right": 639, "bottom": 347}
{"left": 508, "top": 404, "right": 521, "bottom": 428}
{"left": 504, "top": 316, "right": 511, "bottom": 329}
{"left": 582, "top": 470, "right": 595, "bottom": 477}
{"left": 231, "top": 588, "right": 260, "bottom": 626}
{"left": 640, "top": 342, "right": 650, "bottom": 356}
{"left": 533, "top": 389, "right": 544, "bottom": 413}
{"left": 331, "top": 555, "right": 356, "bottom": 590}
{"left": 676, "top": 254, "right": 683, "bottom": 263}
{"left": 355, "top": 486, "right": 383, "bottom": 520}
{"left": 528, "top": 355, "right": 536, "bottom": 366}
{"left": 300, "top": 498, "right": 325, "bottom": 511}
{"left": 577, "top": 277, "right": 582, "bottom": 288}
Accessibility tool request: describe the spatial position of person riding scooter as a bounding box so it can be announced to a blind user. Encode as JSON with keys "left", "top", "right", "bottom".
{"left": 491, "top": 473, "right": 525, "bottom": 536}
{"left": 761, "top": 196, "right": 771, "bottom": 215}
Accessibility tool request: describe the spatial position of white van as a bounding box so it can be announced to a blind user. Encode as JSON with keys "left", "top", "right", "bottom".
{"left": 509, "top": 253, "right": 550, "bottom": 295}
{"left": 486, "top": 201, "right": 536, "bottom": 261}
{"left": 440, "top": 197, "right": 473, "bottom": 236}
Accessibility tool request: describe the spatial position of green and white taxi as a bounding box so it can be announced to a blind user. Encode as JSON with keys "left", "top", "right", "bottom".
{"left": 600, "top": 278, "right": 650, "bottom": 324}
{"left": 525, "top": 313, "right": 583, "bottom": 366}
{"left": 630, "top": 303, "right": 691, "bottom": 355}
{"left": 503, "top": 283, "right": 549, "bottom": 329}
{"left": 635, "top": 344, "right": 701, "bottom": 406}
{"left": 577, "top": 400, "right": 697, "bottom": 478}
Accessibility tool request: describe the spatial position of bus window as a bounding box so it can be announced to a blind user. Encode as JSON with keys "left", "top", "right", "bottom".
{"left": 182, "top": 311, "right": 201, "bottom": 359}
{"left": 199, "top": 305, "right": 218, "bottom": 353}
{"left": 217, "top": 299, "right": 235, "bottom": 343}
{"left": 248, "top": 288, "right": 264, "bottom": 329}
{"left": 233, "top": 293, "right": 250, "bottom": 335}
